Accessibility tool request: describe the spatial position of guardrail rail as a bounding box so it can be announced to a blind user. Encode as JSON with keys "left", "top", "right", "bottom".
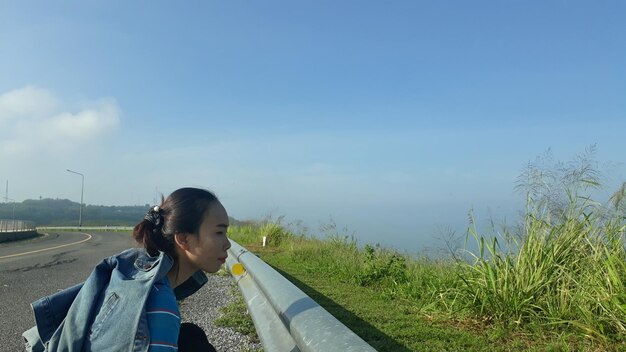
{"left": 0, "top": 219, "right": 38, "bottom": 243}
{"left": 0, "top": 219, "right": 35, "bottom": 232}
{"left": 226, "top": 240, "right": 377, "bottom": 352}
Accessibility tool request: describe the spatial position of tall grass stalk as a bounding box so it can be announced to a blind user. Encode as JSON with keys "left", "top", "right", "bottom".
{"left": 459, "top": 195, "right": 626, "bottom": 342}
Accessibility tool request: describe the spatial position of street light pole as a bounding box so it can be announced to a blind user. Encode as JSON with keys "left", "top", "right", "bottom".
{"left": 66, "top": 169, "right": 84, "bottom": 227}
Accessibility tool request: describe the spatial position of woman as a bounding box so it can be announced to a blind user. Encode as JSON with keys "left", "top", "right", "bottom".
{"left": 23, "top": 187, "right": 230, "bottom": 352}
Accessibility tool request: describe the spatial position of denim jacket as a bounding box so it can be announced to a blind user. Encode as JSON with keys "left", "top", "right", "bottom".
{"left": 22, "top": 248, "right": 208, "bottom": 352}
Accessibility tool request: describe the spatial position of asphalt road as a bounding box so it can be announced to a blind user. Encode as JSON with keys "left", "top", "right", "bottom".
{"left": 0, "top": 231, "right": 136, "bottom": 351}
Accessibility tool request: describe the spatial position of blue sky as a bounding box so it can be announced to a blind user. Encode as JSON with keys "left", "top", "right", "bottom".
{"left": 1, "top": 1, "right": 625, "bottom": 253}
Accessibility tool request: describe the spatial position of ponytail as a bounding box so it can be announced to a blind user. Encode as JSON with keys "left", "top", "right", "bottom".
{"left": 132, "top": 205, "right": 175, "bottom": 257}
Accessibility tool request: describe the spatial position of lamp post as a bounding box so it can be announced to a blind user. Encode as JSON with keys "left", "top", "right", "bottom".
{"left": 66, "top": 169, "right": 84, "bottom": 227}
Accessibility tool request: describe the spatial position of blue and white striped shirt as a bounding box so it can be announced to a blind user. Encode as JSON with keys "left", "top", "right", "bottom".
{"left": 145, "top": 277, "right": 181, "bottom": 351}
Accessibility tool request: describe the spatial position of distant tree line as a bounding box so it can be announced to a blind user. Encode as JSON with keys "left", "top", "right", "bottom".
{"left": 0, "top": 198, "right": 150, "bottom": 226}
{"left": 0, "top": 198, "right": 244, "bottom": 227}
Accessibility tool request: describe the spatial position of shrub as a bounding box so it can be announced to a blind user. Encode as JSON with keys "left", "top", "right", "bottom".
{"left": 355, "top": 244, "right": 409, "bottom": 288}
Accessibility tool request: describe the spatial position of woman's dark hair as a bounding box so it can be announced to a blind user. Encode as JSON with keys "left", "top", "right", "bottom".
{"left": 133, "top": 187, "right": 219, "bottom": 256}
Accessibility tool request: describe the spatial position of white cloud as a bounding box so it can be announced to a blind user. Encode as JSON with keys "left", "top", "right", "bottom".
{"left": 0, "top": 86, "right": 57, "bottom": 121}
{"left": 45, "top": 99, "right": 120, "bottom": 140}
{"left": 0, "top": 87, "right": 120, "bottom": 155}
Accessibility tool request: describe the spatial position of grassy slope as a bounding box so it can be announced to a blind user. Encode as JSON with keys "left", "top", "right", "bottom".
{"left": 262, "top": 251, "right": 499, "bottom": 352}
{"left": 227, "top": 226, "right": 625, "bottom": 352}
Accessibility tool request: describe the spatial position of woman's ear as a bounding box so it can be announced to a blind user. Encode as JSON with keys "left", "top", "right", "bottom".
{"left": 174, "top": 232, "right": 191, "bottom": 250}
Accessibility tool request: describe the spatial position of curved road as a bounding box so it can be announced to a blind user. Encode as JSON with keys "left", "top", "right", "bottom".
{"left": 0, "top": 231, "right": 136, "bottom": 351}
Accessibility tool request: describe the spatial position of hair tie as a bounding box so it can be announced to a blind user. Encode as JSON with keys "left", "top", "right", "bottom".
{"left": 144, "top": 205, "right": 163, "bottom": 227}
{"left": 144, "top": 205, "right": 172, "bottom": 253}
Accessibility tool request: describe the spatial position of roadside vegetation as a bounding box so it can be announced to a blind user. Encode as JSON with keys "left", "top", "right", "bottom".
{"left": 226, "top": 150, "right": 626, "bottom": 351}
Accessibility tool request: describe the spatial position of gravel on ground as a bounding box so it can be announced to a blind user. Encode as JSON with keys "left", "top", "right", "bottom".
{"left": 179, "top": 272, "right": 263, "bottom": 352}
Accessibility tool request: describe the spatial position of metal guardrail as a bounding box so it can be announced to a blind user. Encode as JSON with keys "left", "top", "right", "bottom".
{"left": 226, "top": 240, "right": 377, "bottom": 352}
{"left": 0, "top": 219, "right": 35, "bottom": 232}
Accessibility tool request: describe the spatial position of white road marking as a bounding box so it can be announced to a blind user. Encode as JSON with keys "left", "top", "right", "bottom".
{"left": 0, "top": 233, "right": 93, "bottom": 259}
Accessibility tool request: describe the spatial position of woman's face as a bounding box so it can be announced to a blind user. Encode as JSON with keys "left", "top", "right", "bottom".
{"left": 184, "top": 201, "right": 231, "bottom": 273}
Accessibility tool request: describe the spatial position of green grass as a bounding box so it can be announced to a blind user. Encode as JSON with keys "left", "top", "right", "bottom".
{"left": 209, "top": 269, "right": 262, "bottom": 351}
{"left": 259, "top": 251, "right": 512, "bottom": 352}
{"left": 214, "top": 289, "right": 260, "bottom": 342}
{"left": 226, "top": 198, "right": 626, "bottom": 351}
{"left": 459, "top": 204, "right": 626, "bottom": 344}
